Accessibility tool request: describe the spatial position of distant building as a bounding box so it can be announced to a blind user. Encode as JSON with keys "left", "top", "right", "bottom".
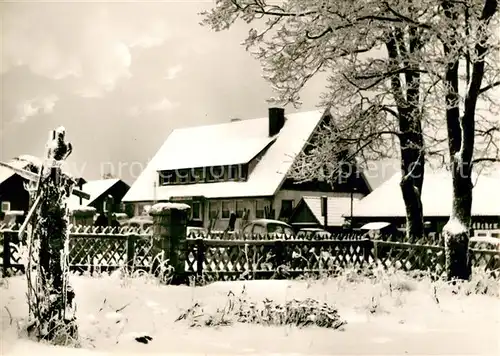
{"left": 289, "top": 195, "right": 362, "bottom": 232}
{"left": 0, "top": 155, "right": 42, "bottom": 222}
{"left": 123, "top": 107, "right": 371, "bottom": 231}
{"left": 350, "top": 170, "right": 500, "bottom": 237}
{"left": 68, "top": 178, "right": 130, "bottom": 215}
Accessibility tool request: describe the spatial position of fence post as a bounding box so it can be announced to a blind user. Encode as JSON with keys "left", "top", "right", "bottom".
{"left": 372, "top": 240, "right": 379, "bottom": 264}
{"left": 150, "top": 203, "right": 190, "bottom": 285}
{"left": 127, "top": 235, "right": 136, "bottom": 273}
{"left": 274, "top": 240, "right": 284, "bottom": 268}
{"left": 195, "top": 238, "right": 204, "bottom": 277}
{"left": 2, "top": 231, "right": 11, "bottom": 277}
{"left": 363, "top": 239, "right": 373, "bottom": 265}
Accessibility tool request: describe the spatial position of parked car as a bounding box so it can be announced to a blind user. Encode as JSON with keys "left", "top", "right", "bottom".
{"left": 240, "top": 219, "right": 295, "bottom": 239}
{"left": 470, "top": 235, "right": 500, "bottom": 251}
{"left": 187, "top": 226, "right": 208, "bottom": 237}
{"left": 358, "top": 222, "right": 401, "bottom": 240}
{"left": 122, "top": 216, "right": 153, "bottom": 230}
{"left": 296, "top": 227, "right": 332, "bottom": 239}
{"left": 115, "top": 213, "right": 129, "bottom": 226}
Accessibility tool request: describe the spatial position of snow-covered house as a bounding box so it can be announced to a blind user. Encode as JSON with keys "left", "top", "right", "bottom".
{"left": 0, "top": 155, "right": 42, "bottom": 222}
{"left": 350, "top": 170, "right": 500, "bottom": 236}
{"left": 68, "top": 178, "right": 130, "bottom": 215}
{"left": 123, "top": 108, "right": 371, "bottom": 231}
{"left": 289, "top": 196, "right": 362, "bottom": 232}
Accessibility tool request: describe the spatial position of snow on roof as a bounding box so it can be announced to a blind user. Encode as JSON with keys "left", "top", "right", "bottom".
{"left": 123, "top": 109, "right": 327, "bottom": 202}
{"left": 157, "top": 136, "right": 277, "bottom": 170}
{"left": 0, "top": 160, "right": 26, "bottom": 185}
{"left": 0, "top": 156, "right": 42, "bottom": 185}
{"left": 300, "top": 196, "right": 361, "bottom": 227}
{"left": 352, "top": 169, "right": 500, "bottom": 218}
{"left": 68, "top": 178, "right": 121, "bottom": 209}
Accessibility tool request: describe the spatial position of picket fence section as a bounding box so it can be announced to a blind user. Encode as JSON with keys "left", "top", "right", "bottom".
{"left": 1, "top": 224, "right": 499, "bottom": 279}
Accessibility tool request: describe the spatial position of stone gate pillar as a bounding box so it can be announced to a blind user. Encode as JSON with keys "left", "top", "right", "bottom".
{"left": 150, "top": 202, "right": 190, "bottom": 285}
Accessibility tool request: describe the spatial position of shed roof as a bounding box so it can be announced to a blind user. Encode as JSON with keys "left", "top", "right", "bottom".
{"left": 68, "top": 178, "right": 124, "bottom": 208}
{"left": 352, "top": 170, "right": 500, "bottom": 218}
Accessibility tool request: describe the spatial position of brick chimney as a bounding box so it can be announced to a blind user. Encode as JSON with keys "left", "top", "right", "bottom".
{"left": 268, "top": 107, "right": 285, "bottom": 137}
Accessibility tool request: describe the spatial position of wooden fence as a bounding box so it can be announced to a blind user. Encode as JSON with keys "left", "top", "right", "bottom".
{"left": 1, "top": 224, "right": 499, "bottom": 279}
{"left": 184, "top": 238, "right": 500, "bottom": 280}
{"left": 0, "top": 224, "right": 154, "bottom": 275}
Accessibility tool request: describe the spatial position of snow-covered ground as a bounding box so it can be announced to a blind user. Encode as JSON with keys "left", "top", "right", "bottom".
{"left": 1, "top": 270, "right": 499, "bottom": 355}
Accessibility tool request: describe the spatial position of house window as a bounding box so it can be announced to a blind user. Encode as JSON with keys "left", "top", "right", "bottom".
{"left": 1, "top": 201, "right": 11, "bottom": 212}
{"left": 103, "top": 200, "right": 108, "bottom": 213}
{"left": 279, "top": 199, "right": 294, "bottom": 219}
{"left": 188, "top": 169, "right": 196, "bottom": 183}
{"left": 240, "top": 165, "right": 249, "bottom": 181}
{"left": 211, "top": 166, "right": 224, "bottom": 181}
{"left": 209, "top": 201, "right": 220, "bottom": 219}
{"left": 221, "top": 200, "right": 233, "bottom": 219}
{"left": 192, "top": 168, "right": 204, "bottom": 183}
{"left": 255, "top": 200, "right": 267, "bottom": 219}
{"left": 191, "top": 201, "right": 202, "bottom": 221}
{"left": 159, "top": 171, "right": 174, "bottom": 185}
{"left": 229, "top": 165, "right": 239, "bottom": 180}
{"left": 177, "top": 169, "right": 189, "bottom": 184}
{"left": 235, "top": 200, "right": 245, "bottom": 218}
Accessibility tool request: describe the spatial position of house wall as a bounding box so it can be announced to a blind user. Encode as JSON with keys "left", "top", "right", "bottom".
{"left": 203, "top": 197, "right": 274, "bottom": 231}
{"left": 200, "top": 191, "right": 367, "bottom": 232}
{"left": 90, "top": 181, "right": 130, "bottom": 216}
{"left": 273, "top": 190, "right": 365, "bottom": 215}
{"left": 0, "top": 175, "right": 30, "bottom": 218}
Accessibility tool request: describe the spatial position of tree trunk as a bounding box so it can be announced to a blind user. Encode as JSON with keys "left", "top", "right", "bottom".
{"left": 442, "top": 160, "right": 473, "bottom": 280}
{"left": 398, "top": 126, "right": 425, "bottom": 243}
{"left": 386, "top": 27, "right": 426, "bottom": 244}
{"left": 440, "top": 0, "right": 497, "bottom": 282}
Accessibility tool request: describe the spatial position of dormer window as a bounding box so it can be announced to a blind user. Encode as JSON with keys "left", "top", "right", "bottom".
{"left": 212, "top": 166, "right": 224, "bottom": 181}
{"left": 178, "top": 169, "right": 189, "bottom": 183}
{"left": 189, "top": 170, "right": 197, "bottom": 183}
{"left": 159, "top": 170, "right": 174, "bottom": 186}
{"left": 229, "top": 165, "right": 239, "bottom": 181}
{"left": 159, "top": 164, "right": 249, "bottom": 185}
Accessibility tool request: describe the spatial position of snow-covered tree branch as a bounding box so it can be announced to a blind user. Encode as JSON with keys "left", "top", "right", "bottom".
{"left": 201, "top": 0, "right": 500, "bottom": 267}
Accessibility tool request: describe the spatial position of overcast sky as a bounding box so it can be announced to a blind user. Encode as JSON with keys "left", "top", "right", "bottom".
{"left": 0, "top": 0, "right": 398, "bottom": 188}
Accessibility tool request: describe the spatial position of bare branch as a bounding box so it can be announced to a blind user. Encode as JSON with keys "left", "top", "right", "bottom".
{"left": 478, "top": 80, "right": 500, "bottom": 95}
{"left": 471, "top": 157, "right": 500, "bottom": 165}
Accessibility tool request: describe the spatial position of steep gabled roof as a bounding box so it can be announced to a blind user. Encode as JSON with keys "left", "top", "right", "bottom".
{"left": 352, "top": 169, "right": 500, "bottom": 218}
{"left": 68, "top": 178, "right": 126, "bottom": 208}
{"left": 123, "top": 109, "right": 329, "bottom": 202}
{"left": 291, "top": 196, "right": 362, "bottom": 227}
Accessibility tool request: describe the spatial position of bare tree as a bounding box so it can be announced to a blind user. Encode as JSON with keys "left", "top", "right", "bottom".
{"left": 201, "top": 0, "right": 499, "bottom": 276}
{"left": 201, "top": 0, "right": 442, "bottom": 242}
{"left": 439, "top": 0, "right": 499, "bottom": 280}
{"left": 102, "top": 172, "right": 116, "bottom": 179}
